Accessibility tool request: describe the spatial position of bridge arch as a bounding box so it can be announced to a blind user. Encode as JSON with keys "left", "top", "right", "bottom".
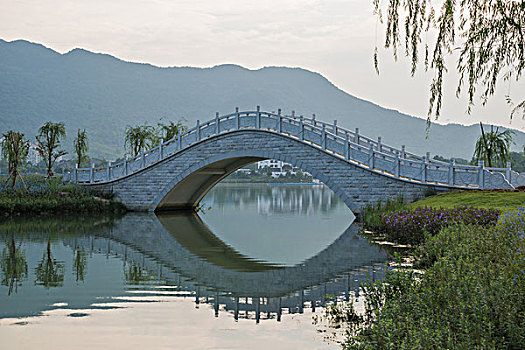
{"left": 91, "top": 129, "right": 441, "bottom": 214}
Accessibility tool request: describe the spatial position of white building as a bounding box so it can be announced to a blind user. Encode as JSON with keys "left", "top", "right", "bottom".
{"left": 27, "top": 144, "right": 42, "bottom": 165}
{"left": 257, "top": 159, "right": 309, "bottom": 178}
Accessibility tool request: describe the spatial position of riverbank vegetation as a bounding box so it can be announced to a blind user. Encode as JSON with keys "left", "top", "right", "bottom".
{"left": 0, "top": 175, "right": 125, "bottom": 216}
{"left": 328, "top": 192, "right": 525, "bottom": 348}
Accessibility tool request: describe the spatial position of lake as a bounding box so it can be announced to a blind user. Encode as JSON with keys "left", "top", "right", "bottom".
{"left": 0, "top": 183, "right": 391, "bottom": 349}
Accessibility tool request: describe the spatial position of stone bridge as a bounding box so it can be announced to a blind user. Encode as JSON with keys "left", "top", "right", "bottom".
{"left": 70, "top": 107, "right": 521, "bottom": 213}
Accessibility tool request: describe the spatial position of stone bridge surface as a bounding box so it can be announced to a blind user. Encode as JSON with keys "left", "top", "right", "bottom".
{"left": 75, "top": 108, "right": 519, "bottom": 213}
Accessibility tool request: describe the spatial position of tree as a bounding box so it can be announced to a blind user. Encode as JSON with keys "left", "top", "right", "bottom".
{"left": 73, "top": 128, "right": 88, "bottom": 168}
{"left": 1, "top": 234, "right": 28, "bottom": 296}
{"left": 36, "top": 122, "right": 67, "bottom": 177}
{"left": 1, "top": 130, "right": 29, "bottom": 188}
{"left": 124, "top": 124, "right": 155, "bottom": 157}
{"left": 472, "top": 122, "right": 515, "bottom": 167}
{"left": 373, "top": 0, "right": 524, "bottom": 125}
{"left": 157, "top": 119, "right": 188, "bottom": 142}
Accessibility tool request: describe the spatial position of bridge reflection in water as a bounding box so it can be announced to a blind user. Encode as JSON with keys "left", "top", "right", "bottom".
{"left": 67, "top": 212, "right": 387, "bottom": 323}
{"left": 0, "top": 185, "right": 391, "bottom": 322}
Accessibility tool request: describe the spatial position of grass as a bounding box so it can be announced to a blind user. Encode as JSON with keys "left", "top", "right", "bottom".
{"left": 410, "top": 189, "right": 525, "bottom": 212}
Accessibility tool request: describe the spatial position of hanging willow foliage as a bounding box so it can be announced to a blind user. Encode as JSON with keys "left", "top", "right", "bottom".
{"left": 373, "top": 0, "right": 525, "bottom": 126}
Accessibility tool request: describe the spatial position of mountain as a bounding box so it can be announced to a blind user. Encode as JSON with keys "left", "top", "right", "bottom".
{"left": 1, "top": 39, "right": 523, "bottom": 161}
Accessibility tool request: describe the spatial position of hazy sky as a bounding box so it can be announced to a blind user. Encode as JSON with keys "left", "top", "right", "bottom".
{"left": 1, "top": 0, "right": 524, "bottom": 130}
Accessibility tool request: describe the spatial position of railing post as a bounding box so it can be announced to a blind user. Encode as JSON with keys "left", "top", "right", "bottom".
{"left": 215, "top": 112, "right": 220, "bottom": 134}
{"left": 333, "top": 119, "right": 338, "bottom": 135}
{"left": 377, "top": 136, "right": 382, "bottom": 152}
{"left": 159, "top": 139, "right": 164, "bottom": 159}
{"left": 256, "top": 105, "right": 260, "bottom": 129}
{"left": 506, "top": 162, "right": 511, "bottom": 181}
{"left": 355, "top": 128, "right": 360, "bottom": 144}
{"left": 395, "top": 151, "right": 400, "bottom": 177}
{"left": 368, "top": 144, "right": 374, "bottom": 169}
{"left": 124, "top": 156, "right": 128, "bottom": 176}
{"left": 277, "top": 109, "right": 282, "bottom": 133}
{"left": 142, "top": 151, "right": 146, "bottom": 168}
{"left": 478, "top": 160, "right": 485, "bottom": 189}
{"left": 421, "top": 156, "right": 427, "bottom": 183}
{"left": 312, "top": 114, "right": 316, "bottom": 126}
{"left": 178, "top": 134, "right": 182, "bottom": 150}
{"left": 196, "top": 119, "right": 200, "bottom": 141}
{"left": 107, "top": 161, "right": 111, "bottom": 181}
{"left": 401, "top": 145, "right": 406, "bottom": 158}
{"left": 90, "top": 163, "right": 94, "bottom": 184}
{"left": 235, "top": 107, "right": 240, "bottom": 130}
{"left": 299, "top": 115, "right": 304, "bottom": 140}
{"left": 426, "top": 152, "right": 431, "bottom": 162}
{"left": 292, "top": 110, "right": 295, "bottom": 119}
{"left": 344, "top": 132, "right": 349, "bottom": 160}
{"left": 74, "top": 164, "right": 78, "bottom": 183}
{"left": 322, "top": 124, "right": 326, "bottom": 149}
{"left": 448, "top": 158, "right": 455, "bottom": 186}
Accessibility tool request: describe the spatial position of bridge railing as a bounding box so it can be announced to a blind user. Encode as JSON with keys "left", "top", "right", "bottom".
{"left": 69, "top": 107, "right": 520, "bottom": 189}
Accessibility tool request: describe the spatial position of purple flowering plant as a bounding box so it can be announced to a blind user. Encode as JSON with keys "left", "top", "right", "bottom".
{"left": 376, "top": 205, "right": 500, "bottom": 244}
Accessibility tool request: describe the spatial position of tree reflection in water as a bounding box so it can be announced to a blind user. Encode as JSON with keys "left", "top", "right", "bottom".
{"left": 73, "top": 248, "right": 88, "bottom": 283}
{"left": 124, "top": 261, "right": 157, "bottom": 285}
{"left": 0, "top": 234, "right": 28, "bottom": 295}
{"left": 35, "top": 240, "right": 65, "bottom": 288}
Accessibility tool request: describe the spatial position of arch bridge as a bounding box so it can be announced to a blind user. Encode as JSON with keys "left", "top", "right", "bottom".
{"left": 70, "top": 107, "right": 521, "bottom": 213}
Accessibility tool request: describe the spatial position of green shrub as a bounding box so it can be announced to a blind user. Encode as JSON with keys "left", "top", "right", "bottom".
{"left": 338, "top": 223, "right": 525, "bottom": 349}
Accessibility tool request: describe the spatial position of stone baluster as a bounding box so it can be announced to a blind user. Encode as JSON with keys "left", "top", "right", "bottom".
{"left": 421, "top": 156, "right": 427, "bottom": 183}
{"left": 345, "top": 132, "right": 349, "bottom": 160}
{"left": 395, "top": 151, "right": 400, "bottom": 177}
{"left": 355, "top": 128, "right": 360, "bottom": 144}
{"left": 312, "top": 113, "right": 316, "bottom": 126}
{"left": 124, "top": 156, "right": 128, "bottom": 176}
{"left": 322, "top": 124, "right": 326, "bottom": 149}
{"left": 107, "top": 161, "right": 111, "bottom": 181}
{"left": 478, "top": 160, "right": 485, "bottom": 189}
{"left": 299, "top": 115, "right": 304, "bottom": 140}
{"left": 215, "top": 112, "right": 220, "bottom": 134}
{"left": 369, "top": 144, "right": 374, "bottom": 169}
{"left": 401, "top": 145, "right": 406, "bottom": 158}
{"left": 159, "top": 139, "right": 164, "bottom": 159}
{"left": 256, "top": 105, "right": 261, "bottom": 129}
{"left": 235, "top": 107, "right": 240, "bottom": 129}
{"left": 196, "top": 119, "right": 200, "bottom": 141}
{"left": 277, "top": 109, "right": 282, "bottom": 133}
{"left": 449, "top": 158, "right": 455, "bottom": 186}
{"left": 377, "top": 136, "right": 382, "bottom": 152}
{"left": 333, "top": 119, "right": 338, "bottom": 135}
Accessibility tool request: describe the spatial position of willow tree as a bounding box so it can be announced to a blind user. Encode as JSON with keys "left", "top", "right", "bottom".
{"left": 124, "top": 124, "right": 155, "bottom": 157}
{"left": 36, "top": 122, "right": 67, "bottom": 177}
{"left": 373, "top": 0, "right": 524, "bottom": 125}
{"left": 473, "top": 123, "right": 515, "bottom": 167}
{"left": 158, "top": 119, "right": 188, "bottom": 142}
{"left": 73, "top": 128, "right": 89, "bottom": 168}
{"left": 1, "top": 130, "right": 29, "bottom": 188}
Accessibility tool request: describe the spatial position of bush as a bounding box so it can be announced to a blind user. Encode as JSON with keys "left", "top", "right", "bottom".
{"left": 339, "top": 222, "right": 525, "bottom": 349}
{"left": 0, "top": 175, "right": 125, "bottom": 215}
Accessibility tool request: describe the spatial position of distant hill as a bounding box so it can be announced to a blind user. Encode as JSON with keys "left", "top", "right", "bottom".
{"left": 1, "top": 39, "right": 523, "bottom": 160}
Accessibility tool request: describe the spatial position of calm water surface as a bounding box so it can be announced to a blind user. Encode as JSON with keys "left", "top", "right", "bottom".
{"left": 0, "top": 183, "right": 391, "bottom": 349}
